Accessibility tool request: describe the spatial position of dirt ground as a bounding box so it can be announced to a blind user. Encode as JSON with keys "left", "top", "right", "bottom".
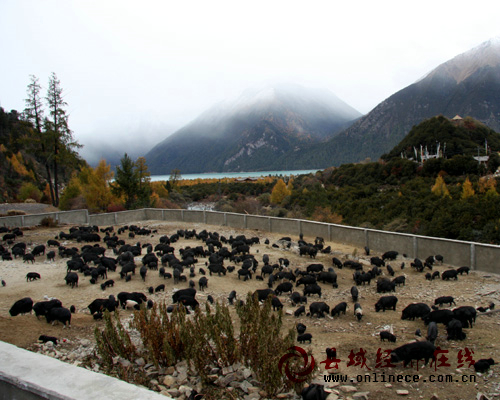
{"left": 1, "top": 220, "right": 500, "bottom": 400}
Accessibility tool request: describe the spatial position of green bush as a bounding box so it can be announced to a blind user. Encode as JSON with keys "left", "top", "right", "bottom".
{"left": 94, "top": 297, "right": 315, "bottom": 397}
{"left": 18, "top": 182, "right": 42, "bottom": 202}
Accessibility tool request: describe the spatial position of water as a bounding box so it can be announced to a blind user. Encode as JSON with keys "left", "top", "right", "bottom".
{"left": 150, "top": 169, "right": 320, "bottom": 182}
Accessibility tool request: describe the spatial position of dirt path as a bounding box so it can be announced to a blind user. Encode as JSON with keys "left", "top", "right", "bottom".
{"left": 1, "top": 221, "right": 500, "bottom": 399}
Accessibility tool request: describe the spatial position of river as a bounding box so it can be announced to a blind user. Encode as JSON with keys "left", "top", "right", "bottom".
{"left": 150, "top": 169, "right": 320, "bottom": 182}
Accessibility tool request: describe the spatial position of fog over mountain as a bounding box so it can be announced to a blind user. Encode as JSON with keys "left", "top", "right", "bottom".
{"left": 145, "top": 82, "right": 361, "bottom": 174}
{"left": 79, "top": 122, "right": 177, "bottom": 168}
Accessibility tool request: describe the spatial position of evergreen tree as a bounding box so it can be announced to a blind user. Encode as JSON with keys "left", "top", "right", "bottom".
{"left": 23, "top": 75, "right": 55, "bottom": 205}
{"left": 135, "top": 156, "right": 152, "bottom": 208}
{"left": 112, "top": 153, "right": 139, "bottom": 209}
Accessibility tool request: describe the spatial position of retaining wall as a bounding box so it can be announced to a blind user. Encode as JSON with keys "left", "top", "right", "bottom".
{"left": 0, "top": 341, "right": 171, "bottom": 400}
{"left": 1, "top": 208, "right": 499, "bottom": 273}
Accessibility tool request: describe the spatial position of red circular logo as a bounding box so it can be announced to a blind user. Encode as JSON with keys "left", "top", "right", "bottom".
{"left": 278, "top": 346, "right": 316, "bottom": 383}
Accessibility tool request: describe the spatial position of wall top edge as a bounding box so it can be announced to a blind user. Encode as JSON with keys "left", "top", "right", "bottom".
{"left": 1, "top": 208, "right": 499, "bottom": 250}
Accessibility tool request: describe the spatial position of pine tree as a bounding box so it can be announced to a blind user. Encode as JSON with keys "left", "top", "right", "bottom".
{"left": 23, "top": 75, "right": 55, "bottom": 205}
{"left": 44, "top": 72, "right": 81, "bottom": 206}
{"left": 112, "top": 153, "right": 139, "bottom": 209}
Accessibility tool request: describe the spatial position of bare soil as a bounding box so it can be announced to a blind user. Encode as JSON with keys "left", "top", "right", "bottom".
{"left": 1, "top": 220, "right": 500, "bottom": 400}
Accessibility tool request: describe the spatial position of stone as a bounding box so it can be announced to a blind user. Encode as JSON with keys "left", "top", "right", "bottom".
{"left": 118, "top": 358, "right": 131, "bottom": 368}
{"left": 178, "top": 385, "right": 191, "bottom": 395}
{"left": 340, "top": 385, "right": 358, "bottom": 393}
{"left": 163, "top": 375, "right": 176, "bottom": 387}
{"left": 326, "top": 394, "right": 339, "bottom": 400}
{"left": 165, "top": 366, "right": 175, "bottom": 375}
{"left": 217, "top": 372, "right": 238, "bottom": 387}
{"left": 242, "top": 368, "right": 253, "bottom": 379}
{"left": 244, "top": 393, "right": 260, "bottom": 400}
{"left": 210, "top": 367, "right": 220, "bottom": 375}
{"left": 239, "top": 380, "right": 255, "bottom": 394}
{"left": 167, "top": 389, "right": 180, "bottom": 398}
{"left": 353, "top": 392, "right": 370, "bottom": 400}
{"left": 222, "top": 365, "right": 234, "bottom": 375}
{"left": 135, "top": 357, "right": 145, "bottom": 366}
{"left": 396, "top": 390, "right": 409, "bottom": 395}
{"left": 176, "top": 370, "right": 188, "bottom": 385}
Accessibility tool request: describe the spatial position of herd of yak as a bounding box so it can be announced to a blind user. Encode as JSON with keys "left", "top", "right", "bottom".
{"left": 1, "top": 223, "right": 497, "bottom": 392}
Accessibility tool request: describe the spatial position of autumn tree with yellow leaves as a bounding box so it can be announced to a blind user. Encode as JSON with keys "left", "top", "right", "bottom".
{"left": 461, "top": 177, "right": 475, "bottom": 199}
{"left": 431, "top": 175, "right": 450, "bottom": 198}
{"left": 270, "top": 179, "right": 291, "bottom": 205}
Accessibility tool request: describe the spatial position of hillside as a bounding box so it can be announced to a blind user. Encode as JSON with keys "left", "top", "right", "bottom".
{"left": 145, "top": 83, "right": 361, "bottom": 174}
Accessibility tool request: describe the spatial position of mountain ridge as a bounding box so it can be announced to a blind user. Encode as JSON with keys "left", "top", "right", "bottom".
{"left": 145, "top": 83, "right": 362, "bottom": 174}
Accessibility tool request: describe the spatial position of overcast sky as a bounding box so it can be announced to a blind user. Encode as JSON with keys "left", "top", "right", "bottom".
{"left": 1, "top": 0, "right": 500, "bottom": 156}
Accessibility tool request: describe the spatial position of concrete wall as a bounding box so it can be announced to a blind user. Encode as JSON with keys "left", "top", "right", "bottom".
{"left": 89, "top": 212, "right": 117, "bottom": 226}
{"left": 226, "top": 213, "right": 246, "bottom": 229}
{"left": 0, "top": 341, "right": 171, "bottom": 400}
{"left": 247, "top": 215, "right": 270, "bottom": 231}
{"left": 205, "top": 211, "right": 225, "bottom": 226}
{"left": 270, "top": 217, "right": 299, "bottom": 235}
{"left": 2, "top": 208, "right": 500, "bottom": 273}
{"left": 330, "top": 225, "right": 366, "bottom": 247}
{"left": 301, "top": 220, "right": 329, "bottom": 241}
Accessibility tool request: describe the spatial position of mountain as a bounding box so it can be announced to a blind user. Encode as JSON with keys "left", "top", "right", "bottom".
{"left": 294, "top": 37, "right": 500, "bottom": 167}
{"left": 145, "top": 83, "right": 361, "bottom": 174}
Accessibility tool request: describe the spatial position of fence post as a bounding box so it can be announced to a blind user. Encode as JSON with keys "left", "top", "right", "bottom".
{"left": 470, "top": 244, "right": 476, "bottom": 270}
{"left": 364, "top": 229, "right": 369, "bottom": 249}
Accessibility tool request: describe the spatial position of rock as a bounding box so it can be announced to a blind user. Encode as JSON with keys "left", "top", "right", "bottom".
{"left": 326, "top": 394, "right": 338, "bottom": 400}
{"left": 118, "top": 358, "right": 131, "bottom": 368}
{"left": 384, "top": 384, "right": 392, "bottom": 388}
{"left": 210, "top": 367, "right": 220, "bottom": 375}
{"left": 135, "top": 357, "right": 145, "bottom": 366}
{"left": 222, "top": 365, "right": 234, "bottom": 375}
{"left": 477, "top": 394, "right": 490, "bottom": 400}
{"left": 340, "top": 385, "right": 357, "bottom": 393}
{"left": 165, "top": 366, "right": 175, "bottom": 375}
{"left": 176, "top": 370, "right": 188, "bottom": 385}
{"left": 178, "top": 385, "right": 191, "bottom": 395}
{"left": 244, "top": 393, "right": 260, "bottom": 400}
{"left": 216, "top": 372, "right": 238, "bottom": 387}
{"left": 353, "top": 392, "right": 369, "bottom": 400}
{"left": 242, "top": 368, "right": 253, "bottom": 379}
{"left": 166, "top": 389, "right": 180, "bottom": 398}
{"left": 163, "top": 375, "right": 176, "bottom": 387}
{"left": 239, "top": 380, "right": 255, "bottom": 394}
{"left": 396, "top": 390, "right": 409, "bottom": 395}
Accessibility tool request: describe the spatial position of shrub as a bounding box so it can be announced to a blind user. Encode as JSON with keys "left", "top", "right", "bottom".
{"left": 107, "top": 203, "right": 127, "bottom": 213}
{"left": 95, "top": 296, "right": 315, "bottom": 397}
{"left": 18, "top": 182, "right": 42, "bottom": 202}
{"left": 40, "top": 217, "right": 57, "bottom": 227}
{"left": 7, "top": 209, "right": 26, "bottom": 216}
